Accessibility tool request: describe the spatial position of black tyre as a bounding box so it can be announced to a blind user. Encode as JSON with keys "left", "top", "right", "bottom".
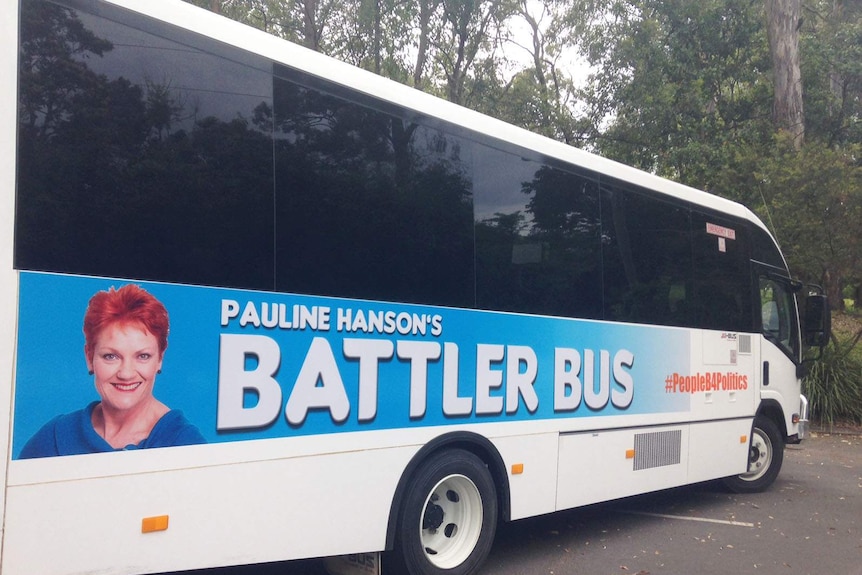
{"left": 390, "top": 449, "right": 497, "bottom": 575}
{"left": 723, "top": 416, "right": 784, "bottom": 493}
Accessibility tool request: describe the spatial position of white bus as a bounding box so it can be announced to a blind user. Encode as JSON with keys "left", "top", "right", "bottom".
{"left": 0, "top": 1, "right": 830, "bottom": 574}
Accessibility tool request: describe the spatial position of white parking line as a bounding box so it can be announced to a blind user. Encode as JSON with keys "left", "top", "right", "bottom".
{"left": 620, "top": 510, "right": 755, "bottom": 527}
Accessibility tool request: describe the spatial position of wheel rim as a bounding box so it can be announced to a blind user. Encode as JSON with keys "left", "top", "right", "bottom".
{"left": 419, "top": 474, "right": 484, "bottom": 569}
{"left": 741, "top": 427, "right": 773, "bottom": 482}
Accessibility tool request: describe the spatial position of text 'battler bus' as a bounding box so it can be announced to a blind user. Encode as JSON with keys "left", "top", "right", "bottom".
{"left": 0, "top": 1, "right": 830, "bottom": 574}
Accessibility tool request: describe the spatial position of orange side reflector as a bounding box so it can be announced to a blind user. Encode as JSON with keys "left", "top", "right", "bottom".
{"left": 142, "top": 515, "right": 169, "bottom": 533}
{"left": 740, "top": 435, "right": 748, "bottom": 444}
{"left": 625, "top": 449, "right": 636, "bottom": 459}
{"left": 511, "top": 463, "right": 524, "bottom": 475}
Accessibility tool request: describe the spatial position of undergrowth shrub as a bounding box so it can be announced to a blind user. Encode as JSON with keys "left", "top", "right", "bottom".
{"left": 803, "top": 330, "right": 862, "bottom": 426}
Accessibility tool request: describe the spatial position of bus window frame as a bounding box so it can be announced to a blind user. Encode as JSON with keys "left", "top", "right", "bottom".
{"left": 757, "top": 268, "right": 802, "bottom": 363}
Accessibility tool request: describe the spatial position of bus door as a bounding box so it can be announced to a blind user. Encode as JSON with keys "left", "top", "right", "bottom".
{"left": 756, "top": 269, "right": 802, "bottom": 434}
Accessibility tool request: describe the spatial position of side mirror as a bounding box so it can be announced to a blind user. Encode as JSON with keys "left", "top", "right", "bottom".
{"left": 803, "top": 293, "right": 830, "bottom": 348}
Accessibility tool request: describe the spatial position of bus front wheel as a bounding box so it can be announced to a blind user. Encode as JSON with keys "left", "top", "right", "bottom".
{"left": 392, "top": 449, "right": 497, "bottom": 575}
{"left": 723, "top": 416, "right": 784, "bottom": 493}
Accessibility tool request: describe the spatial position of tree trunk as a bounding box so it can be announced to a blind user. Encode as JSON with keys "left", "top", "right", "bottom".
{"left": 373, "top": 0, "right": 381, "bottom": 75}
{"left": 301, "top": 0, "right": 321, "bottom": 51}
{"left": 413, "top": 0, "right": 435, "bottom": 89}
{"left": 823, "top": 269, "right": 844, "bottom": 312}
{"left": 765, "top": 0, "right": 805, "bottom": 149}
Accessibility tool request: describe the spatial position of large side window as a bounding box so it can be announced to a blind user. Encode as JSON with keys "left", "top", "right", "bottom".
{"left": 474, "top": 153, "right": 603, "bottom": 319}
{"left": 751, "top": 225, "right": 786, "bottom": 269}
{"left": 691, "top": 211, "right": 753, "bottom": 332}
{"left": 272, "top": 68, "right": 474, "bottom": 307}
{"left": 759, "top": 275, "right": 800, "bottom": 359}
{"left": 601, "top": 181, "right": 692, "bottom": 327}
{"left": 15, "top": 0, "right": 275, "bottom": 290}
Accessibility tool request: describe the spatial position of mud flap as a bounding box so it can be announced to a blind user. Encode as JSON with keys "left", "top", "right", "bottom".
{"left": 324, "top": 553, "right": 381, "bottom": 575}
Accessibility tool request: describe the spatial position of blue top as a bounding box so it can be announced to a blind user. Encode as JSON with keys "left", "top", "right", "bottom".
{"left": 19, "top": 401, "right": 206, "bottom": 459}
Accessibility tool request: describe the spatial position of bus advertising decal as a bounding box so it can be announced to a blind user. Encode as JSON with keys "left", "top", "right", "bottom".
{"left": 664, "top": 372, "right": 749, "bottom": 394}
{"left": 13, "top": 272, "right": 703, "bottom": 459}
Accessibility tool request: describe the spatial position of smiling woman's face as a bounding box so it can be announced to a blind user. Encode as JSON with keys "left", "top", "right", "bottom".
{"left": 86, "top": 322, "right": 163, "bottom": 414}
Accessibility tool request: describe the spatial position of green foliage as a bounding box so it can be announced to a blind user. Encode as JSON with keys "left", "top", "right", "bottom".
{"left": 801, "top": 0, "right": 862, "bottom": 147}
{"left": 803, "top": 323, "right": 862, "bottom": 426}
{"left": 748, "top": 134, "right": 862, "bottom": 306}
{"left": 572, "top": 0, "right": 774, "bottom": 187}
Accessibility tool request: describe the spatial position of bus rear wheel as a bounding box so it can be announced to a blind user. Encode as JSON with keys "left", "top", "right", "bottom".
{"left": 723, "top": 416, "right": 784, "bottom": 493}
{"left": 392, "top": 449, "right": 497, "bottom": 575}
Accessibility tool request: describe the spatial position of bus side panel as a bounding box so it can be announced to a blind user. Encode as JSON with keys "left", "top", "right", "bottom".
{"left": 687, "top": 418, "right": 752, "bottom": 483}
{"left": 760, "top": 340, "right": 803, "bottom": 438}
{"left": 491, "top": 433, "right": 559, "bottom": 520}
{"left": 692, "top": 331, "right": 758, "bottom": 421}
{"left": 2, "top": 447, "right": 414, "bottom": 575}
{"left": 555, "top": 426, "right": 690, "bottom": 510}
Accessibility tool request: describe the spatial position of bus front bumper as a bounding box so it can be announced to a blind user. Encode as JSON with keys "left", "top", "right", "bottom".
{"left": 787, "top": 394, "right": 809, "bottom": 444}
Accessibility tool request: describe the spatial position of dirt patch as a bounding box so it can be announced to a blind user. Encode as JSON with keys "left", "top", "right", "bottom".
{"left": 811, "top": 423, "right": 862, "bottom": 436}
{"left": 832, "top": 311, "right": 862, "bottom": 337}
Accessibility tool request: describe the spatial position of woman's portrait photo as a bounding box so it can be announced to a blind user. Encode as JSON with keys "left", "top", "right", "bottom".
{"left": 20, "top": 284, "right": 205, "bottom": 458}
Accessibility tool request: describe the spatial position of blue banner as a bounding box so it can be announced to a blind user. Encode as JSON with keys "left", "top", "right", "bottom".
{"left": 13, "top": 272, "right": 694, "bottom": 458}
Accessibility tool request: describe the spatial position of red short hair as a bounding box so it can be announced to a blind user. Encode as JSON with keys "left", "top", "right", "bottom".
{"left": 83, "top": 284, "right": 169, "bottom": 357}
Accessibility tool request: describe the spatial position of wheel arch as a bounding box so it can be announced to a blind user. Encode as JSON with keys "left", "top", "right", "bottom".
{"left": 757, "top": 398, "right": 788, "bottom": 441}
{"left": 384, "top": 431, "right": 511, "bottom": 551}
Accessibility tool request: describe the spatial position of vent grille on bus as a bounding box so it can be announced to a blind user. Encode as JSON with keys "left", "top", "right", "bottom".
{"left": 633, "top": 430, "right": 682, "bottom": 471}
{"left": 738, "top": 334, "right": 752, "bottom": 354}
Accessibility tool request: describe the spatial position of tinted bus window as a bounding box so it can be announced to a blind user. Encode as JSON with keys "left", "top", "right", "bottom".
{"left": 751, "top": 225, "right": 786, "bottom": 269}
{"left": 15, "top": 0, "right": 275, "bottom": 290}
{"left": 474, "top": 150, "right": 603, "bottom": 319}
{"left": 601, "top": 182, "right": 693, "bottom": 326}
{"left": 691, "top": 211, "right": 753, "bottom": 331}
{"left": 272, "top": 68, "right": 474, "bottom": 307}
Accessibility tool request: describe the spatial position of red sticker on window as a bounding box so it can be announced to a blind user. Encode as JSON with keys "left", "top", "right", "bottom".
{"left": 706, "top": 222, "right": 736, "bottom": 240}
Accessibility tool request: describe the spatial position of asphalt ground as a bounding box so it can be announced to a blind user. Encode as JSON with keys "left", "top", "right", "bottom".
{"left": 177, "top": 430, "right": 861, "bottom": 575}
